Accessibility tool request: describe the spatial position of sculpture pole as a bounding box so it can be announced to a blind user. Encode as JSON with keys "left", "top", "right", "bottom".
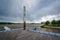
{"left": 23, "top": 6, "right": 26, "bottom": 30}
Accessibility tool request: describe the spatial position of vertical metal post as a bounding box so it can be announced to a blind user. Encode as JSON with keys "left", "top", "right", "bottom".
{"left": 23, "top": 6, "right": 26, "bottom": 30}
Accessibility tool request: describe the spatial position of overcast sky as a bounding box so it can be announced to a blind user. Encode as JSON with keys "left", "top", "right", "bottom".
{"left": 0, "top": 0, "right": 60, "bottom": 23}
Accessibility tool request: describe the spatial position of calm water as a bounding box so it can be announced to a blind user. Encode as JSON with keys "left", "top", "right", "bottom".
{"left": 27, "top": 27, "right": 60, "bottom": 37}
{"left": 0, "top": 26, "right": 60, "bottom": 37}
{"left": 27, "top": 26, "right": 60, "bottom": 33}
{"left": 33, "top": 27, "right": 60, "bottom": 33}
{"left": 0, "top": 26, "right": 60, "bottom": 33}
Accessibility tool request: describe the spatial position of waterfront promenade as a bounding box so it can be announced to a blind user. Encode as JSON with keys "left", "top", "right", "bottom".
{"left": 0, "top": 29, "right": 60, "bottom": 40}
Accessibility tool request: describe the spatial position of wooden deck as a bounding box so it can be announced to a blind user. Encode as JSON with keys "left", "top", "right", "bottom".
{"left": 0, "top": 30, "right": 60, "bottom": 40}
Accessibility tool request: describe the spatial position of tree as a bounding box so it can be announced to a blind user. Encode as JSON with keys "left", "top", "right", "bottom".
{"left": 45, "top": 21, "right": 50, "bottom": 25}
{"left": 57, "top": 20, "right": 60, "bottom": 24}
{"left": 51, "top": 20, "right": 57, "bottom": 26}
{"left": 41, "top": 22, "right": 44, "bottom": 24}
{"left": 56, "top": 20, "right": 60, "bottom": 26}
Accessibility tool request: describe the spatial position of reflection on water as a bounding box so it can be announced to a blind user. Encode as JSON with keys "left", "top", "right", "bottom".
{"left": 28, "top": 27, "right": 60, "bottom": 33}
{"left": 46, "top": 28, "right": 60, "bottom": 33}
{"left": 0, "top": 26, "right": 60, "bottom": 33}
{"left": 4, "top": 26, "right": 11, "bottom": 31}
{"left": 28, "top": 27, "right": 60, "bottom": 37}
{"left": 0, "top": 26, "right": 23, "bottom": 32}
{"left": 29, "top": 28, "right": 60, "bottom": 37}
{"left": 0, "top": 26, "right": 60, "bottom": 36}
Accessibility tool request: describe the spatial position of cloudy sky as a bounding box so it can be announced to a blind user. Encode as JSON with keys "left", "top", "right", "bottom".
{"left": 0, "top": 0, "right": 60, "bottom": 23}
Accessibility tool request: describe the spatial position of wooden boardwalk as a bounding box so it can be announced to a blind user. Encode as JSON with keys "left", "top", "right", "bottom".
{"left": 0, "top": 30, "right": 60, "bottom": 40}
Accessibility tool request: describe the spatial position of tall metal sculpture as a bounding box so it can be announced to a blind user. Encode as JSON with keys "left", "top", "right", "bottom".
{"left": 23, "top": 6, "right": 26, "bottom": 30}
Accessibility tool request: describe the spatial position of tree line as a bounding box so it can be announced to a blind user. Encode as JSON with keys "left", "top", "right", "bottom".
{"left": 44, "top": 20, "right": 60, "bottom": 27}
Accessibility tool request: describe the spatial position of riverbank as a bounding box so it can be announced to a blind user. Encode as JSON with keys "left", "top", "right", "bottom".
{"left": 0, "top": 29, "right": 60, "bottom": 40}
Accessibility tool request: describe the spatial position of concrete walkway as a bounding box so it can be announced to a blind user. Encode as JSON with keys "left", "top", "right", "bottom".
{"left": 0, "top": 29, "right": 60, "bottom": 40}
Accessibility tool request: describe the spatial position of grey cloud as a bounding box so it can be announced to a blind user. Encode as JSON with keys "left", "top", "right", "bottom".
{"left": 25, "top": 0, "right": 60, "bottom": 22}
{"left": 0, "top": 0, "right": 60, "bottom": 23}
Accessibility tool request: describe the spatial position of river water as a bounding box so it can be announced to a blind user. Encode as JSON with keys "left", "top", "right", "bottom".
{"left": 0, "top": 26, "right": 60, "bottom": 37}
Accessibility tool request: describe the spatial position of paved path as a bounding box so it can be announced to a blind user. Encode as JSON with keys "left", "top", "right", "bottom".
{"left": 0, "top": 29, "right": 60, "bottom": 40}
